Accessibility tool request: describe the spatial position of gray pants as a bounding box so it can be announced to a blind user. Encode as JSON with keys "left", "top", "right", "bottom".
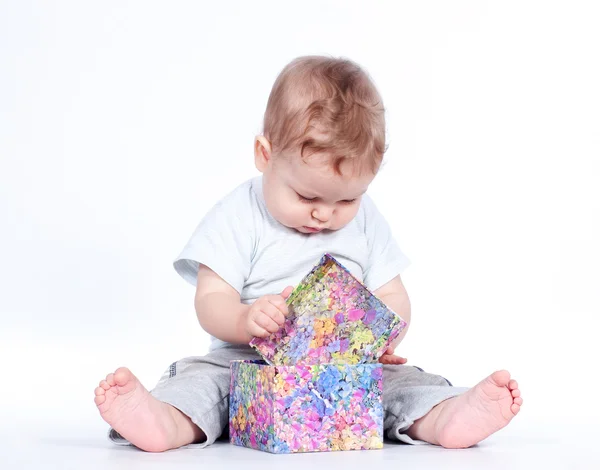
{"left": 109, "top": 345, "right": 468, "bottom": 448}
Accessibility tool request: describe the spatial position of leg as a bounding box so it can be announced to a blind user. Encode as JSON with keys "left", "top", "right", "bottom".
{"left": 95, "top": 345, "right": 262, "bottom": 452}
{"left": 383, "top": 364, "right": 468, "bottom": 445}
{"left": 95, "top": 367, "right": 205, "bottom": 452}
{"left": 406, "top": 370, "right": 523, "bottom": 448}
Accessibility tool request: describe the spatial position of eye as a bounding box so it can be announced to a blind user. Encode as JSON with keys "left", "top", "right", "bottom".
{"left": 339, "top": 199, "right": 357, "bottom": 205}
{"left": 297, "top": 193, "right": 316, "bottom": 204}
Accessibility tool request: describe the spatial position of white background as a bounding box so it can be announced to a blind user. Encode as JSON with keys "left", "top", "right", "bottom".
{"left": 1, "top": 1, "right": 599, "bottom": 467}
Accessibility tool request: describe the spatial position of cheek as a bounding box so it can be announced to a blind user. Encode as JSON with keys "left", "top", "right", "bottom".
{"left": 268, "top": 194, "right": 308, "bottom": 227}
{"left": 287, "top": 203, "right": 310, "bottom": 224}
{"left": 334, "top": 205, "right": 359, "bottom": 227}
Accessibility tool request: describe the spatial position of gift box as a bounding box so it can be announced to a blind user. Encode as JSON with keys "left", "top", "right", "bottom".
{"left": 229, "top": 254, "right": 407, "bottom": 453}
{"left": 250, "top": 254, "right": 407, "bottom": 365}
{"left": 229, "top": 360, "right": 384, "bottom": 453}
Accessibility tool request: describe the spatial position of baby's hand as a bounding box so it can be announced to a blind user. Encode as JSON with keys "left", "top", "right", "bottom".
{"left": 244, "top": 286, "right": 294, "bottom": 339}
{"left": 379, "top": 345, "right": 408, "bottom": 365}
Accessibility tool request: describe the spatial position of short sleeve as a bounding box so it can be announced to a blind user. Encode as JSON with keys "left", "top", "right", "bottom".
{"left": 173, "top": 185, "right": 255, "bottom": 293}
{"left": 362, "top": 194, "right": 411, "bottom": 291}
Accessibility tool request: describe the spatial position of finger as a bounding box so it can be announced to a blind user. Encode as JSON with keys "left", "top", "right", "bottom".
{"left": 246, "top": 312, "right": 272, "bottom": 338}
{"left": 280, "top": 286, "right": 294, "bottom": 299}
{"left": 248, "top": 323, "right": 270, "bottom": 339}
{"left": 382, "top": 357, "right": 403, "bottom": 365}
{"left": 265, "top": 307, "right": 285, "bottom": 328}
{"left": 379, "top": 354, "right": 407, "bottom": 365}
{"left": 254, "top": 311, "right": 281, "bottom": 334}
{"left": 263, "top": 303, "right": 286, "bottom": 326}
{"left": 268, "top": 296, "right": 289, "bottom": 318}
{"left": 378, "top": 355, "right": 393, "bottom": 365}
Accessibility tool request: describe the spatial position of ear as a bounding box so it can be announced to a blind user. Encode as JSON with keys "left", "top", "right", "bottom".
{"left": 254, "top": 136, "right": 272, "bottom": 173}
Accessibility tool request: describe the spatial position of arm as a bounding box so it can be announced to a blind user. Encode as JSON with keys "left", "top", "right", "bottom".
{"left": 374, "top": 275, "right": 412, "bottom": 363}
{"left": 194, "top": 264, "right": 251, "bottom": 344}
{"left": 194, "top": 264, "right": 293, "bottom": 344}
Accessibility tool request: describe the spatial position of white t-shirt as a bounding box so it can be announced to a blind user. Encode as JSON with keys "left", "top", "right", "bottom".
{"left": 174, "top": 176, "right": 410, "bottom": 351}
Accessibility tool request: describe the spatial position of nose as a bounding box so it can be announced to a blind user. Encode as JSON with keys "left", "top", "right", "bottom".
{"left": 312, "top": 206, "right": 333, "bottom": 223}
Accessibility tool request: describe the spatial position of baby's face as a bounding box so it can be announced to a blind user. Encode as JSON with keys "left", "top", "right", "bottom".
{"left": 262, "top": 154, "right": 375, "bottom": 234}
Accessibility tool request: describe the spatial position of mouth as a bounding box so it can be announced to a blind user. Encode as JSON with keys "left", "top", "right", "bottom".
{"left": 302, "top": 226, "right": 322, "bottom": 233}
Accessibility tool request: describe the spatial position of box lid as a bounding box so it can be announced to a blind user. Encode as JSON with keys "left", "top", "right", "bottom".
{"left": 250, "top": 254, "right": 407, "bottom": 366}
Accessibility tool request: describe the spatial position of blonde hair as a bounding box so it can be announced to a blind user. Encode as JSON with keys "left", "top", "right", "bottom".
{"left": 263, "top": 56, "right": 386, "bottom": 175}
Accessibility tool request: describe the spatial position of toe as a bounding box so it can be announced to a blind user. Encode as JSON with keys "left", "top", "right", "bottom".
{"left": 114, "top": 367, "right": 133, "bottom": 386}
{"left": 99, "top": 380, "right": 110, "bottom": 390}
{"left": 491, "top": 370, "right": 511, "bottom": 387}
{"left": 514, "top": 397, "right": 523, "bottom": 406}
{"left": 106, "top": 373, "right": 115, "bottom": 386}
{"left": 94, "top": 395, "right": 106, "bottom": 405}
{"left": 511, "top": 403, "right": 520, "bottom": 415}
{"left": 511, "top": 388, "right": 520, "bottom": 398}
{"left": 94, "top": 386, "right": 105, "bottom": 396}
{"left": 508, "top": 379, "right": 518, "bottom": 390}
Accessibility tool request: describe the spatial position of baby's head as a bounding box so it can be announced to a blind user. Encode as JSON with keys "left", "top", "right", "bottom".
{"left": 255, "top": 56, "right": 386, "bottom": 234}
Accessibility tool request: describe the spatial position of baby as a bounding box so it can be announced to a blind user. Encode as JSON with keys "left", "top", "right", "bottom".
{"left": 94, "top": 56, "right": 522, "bottom": 452}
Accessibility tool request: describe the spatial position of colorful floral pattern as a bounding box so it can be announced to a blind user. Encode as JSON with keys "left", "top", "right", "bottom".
{"left": 229, "top": 360, "right": 383, "bottom": 453}
{"left": 250, "top": 254, "right": 407, "bottom": 365}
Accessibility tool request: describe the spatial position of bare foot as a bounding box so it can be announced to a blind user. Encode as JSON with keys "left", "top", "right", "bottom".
{"left": 432, "top": 370, "right": 522, "bottom": 448}
{"left": 94, "top": 367, "right": 204, "bottom": 452}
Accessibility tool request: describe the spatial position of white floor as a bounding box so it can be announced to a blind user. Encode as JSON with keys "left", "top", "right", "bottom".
{"left": 3, "top": 420, "right": 598, "bottom": 470}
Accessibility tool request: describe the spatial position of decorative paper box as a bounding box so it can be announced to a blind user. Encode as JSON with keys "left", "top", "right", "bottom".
{"left": 229, "top": 360, "right": 384, "bottom": 453}
{"left": 250, "top": 254, "right": 407, "bottom": 366}
{"left": 229, "top": 254, "right": 407, "bottom": 454}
